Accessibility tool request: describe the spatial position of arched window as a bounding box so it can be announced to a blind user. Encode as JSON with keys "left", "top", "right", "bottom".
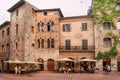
{"left": 41, "top": 23, "right": 44, "bottom": 32}
{"left": 48, "top": 39, "right": 51, "bottom": 48}
{"left": 2, "top": 30, "right": 4, "bottom": 37}
{"left": 38, "top": 23, "right": 40, "bottom": 31}
{"left": 16, "top": 43, "right": 18, "bottom": 49}
{"left": 116, "top": 3, "right": 120, "bottom": 10}
{"left": 47, "top": 22, "right": 51, "bottom": 32}
{"left": 51, "top": 22, "right": 54, "bottom": 31}
{"left": 31, "top": 26, "right": 34, "bottom": 33}
{"left": 117, "top": 21, "right": 120, "bottom": 29}
{"left": 103, "top": 37, "right": 112, "bottom": 47}
{"left": 7, "top": 27, "right": 9, "bottom": 35}
{"left": 51, "top": 39, "right": 54, "bottom": 48}
{"left": 16, "top": 24, "right": 18, "bottom": 35}
{"left": 40, "top": 38, "right": 44, "bottom": 48}
{"left": 38, "top": 39, "right": 40, "bottom": 48}
{"left": 47, "top": 38, "right": 54, "bottom": 48}
{"left": 103, "top": 22, "right": 110, "bottom": 30}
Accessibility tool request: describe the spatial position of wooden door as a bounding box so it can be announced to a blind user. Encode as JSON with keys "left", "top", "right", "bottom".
{"left": 47, "top": 59, "right": 54, "bottom": 71}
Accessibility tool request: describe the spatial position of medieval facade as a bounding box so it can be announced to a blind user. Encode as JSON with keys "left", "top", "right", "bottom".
{"left": 0, "top": 0, "right": 120, "bottom": 72}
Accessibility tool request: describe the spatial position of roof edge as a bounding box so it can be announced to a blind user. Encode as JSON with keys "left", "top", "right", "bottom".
{"left": 0, "top": 21, "right": 10, "bottom": 28}
{"left": 7, "top": 0, "right": 25, "bottom": 12}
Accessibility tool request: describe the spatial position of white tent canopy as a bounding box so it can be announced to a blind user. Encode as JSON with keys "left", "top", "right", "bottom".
{"left": 4, "top": 60, "right": 23, "bottom": 63}
{"left": 79, "top": 58, "right": 97, "bottom": 62}
{"left": 57, "top": 58, "right": 74, "bottom": 61}
{"left": 23, "top": 61, "right": 42, "bottom": 64}
{"left": 4, "top": 60, "right": 42, "bottom": 64}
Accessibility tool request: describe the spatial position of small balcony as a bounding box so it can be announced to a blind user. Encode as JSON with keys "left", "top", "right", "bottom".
{"left": 59, "top": 46, "right": 95, "bottom": 52}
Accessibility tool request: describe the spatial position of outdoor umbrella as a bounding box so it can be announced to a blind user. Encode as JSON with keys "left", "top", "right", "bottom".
{"left": 57, "top": 58, "right": 74, "bottom": 61}
{"left": 79, "top": 58, "right": 97, "bottom": 62}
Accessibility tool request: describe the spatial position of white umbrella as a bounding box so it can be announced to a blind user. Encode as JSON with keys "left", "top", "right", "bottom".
{"left": 23, "top": 61, "right": 42, "bottom": 64}
{"left": 57, "top": 58, "right": 74, "bottom": 61}
{"left": 4, "top": 60, "right": 23, "bottom": 63}
{"left": 79, "top": 58, "right": 97, "bottom": 62}
{"left": 4, "top": 60, "right": 14, "bottom": 63}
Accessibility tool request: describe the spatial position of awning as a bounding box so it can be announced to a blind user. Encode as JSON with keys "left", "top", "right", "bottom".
{"left": 23, "top": 61, "right": 42, "bottom": 64}
{"left": 4, "top": 60, "right": 23, "bottom": 63}
{"left": 79, "top": 58, "right": 97, "bottom": 62}
{"left": 57, "top": 58, "right": 74, "bottom": 61}
{"left": 4, "top": 60, "right": 42, "bottom": 64}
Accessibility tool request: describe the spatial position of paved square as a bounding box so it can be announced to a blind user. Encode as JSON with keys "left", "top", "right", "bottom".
{"left": 0, "top": 71, "right": 120, "bottom": 80}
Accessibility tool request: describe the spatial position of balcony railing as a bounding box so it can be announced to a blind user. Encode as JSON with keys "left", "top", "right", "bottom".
{"left": 59, "top": 46, "right": 95, "bottom": 52}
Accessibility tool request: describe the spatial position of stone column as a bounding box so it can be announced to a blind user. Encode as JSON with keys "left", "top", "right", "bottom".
{"left": 44, "top": 61, "right": 47, "bottom": 71}
{"left": 96, "top": 60, "right": 103, "bottom": 72}
{"left": 54, "top": 61, "right": 59, "bottom": 70}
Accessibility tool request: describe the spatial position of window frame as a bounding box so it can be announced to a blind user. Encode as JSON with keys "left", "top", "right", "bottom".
{"left": 63, "top": 24, "right": 71, "bottom": 32}
{"left": 103, "top": 22, "right": 111, "bottom": 30}
{"left": 82, "top": 23, "right": 87, "bottom": 31}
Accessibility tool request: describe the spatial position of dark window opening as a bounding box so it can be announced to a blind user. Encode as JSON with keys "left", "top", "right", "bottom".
{"left": 51, "top": 39, "right": 54, "bottom": 48}
{"left": 31, "top": 26, "right": 34, "bottom": 33}
{"left": 65, "top": 40, "right": 71, "bottom": 50}
{"left": 103, "top": 37, "right": 112, "bottom": 47}
{"left": 16, "top": 24, "right": 18, "bottom": 35}
{"left": 47, "top": 22, "right": 51, "bottom": 32}
{"left": 16, "top": 43, "right": 18, "bottom": 49}
{"left": 103, "top": 22, "right": 111, "bottom": 30}
{"left": 7, "top": 28, "right": 9, "bottom": 35}
{"left": 116, "top": 3, "right": 120, "bottom": 10}
{"left": 2, "top": 30, "right": 4, "bottom": 38}
{"left": 44, "top": 11, "right": 47, "bottom": 16}
{"left": 82, "top": 40, "right": 88, "bottom": 50}
{"left": 38, "top": 39, "right": 40, "bottom": 48}
{"left": 82, "top": 23, "right": 87, "bottom": 31}
{"left": 16, "top": 10, "right": 18, "bottom": 16}
{"left": 63, "top": 24, "right": 70, "bottom": 32}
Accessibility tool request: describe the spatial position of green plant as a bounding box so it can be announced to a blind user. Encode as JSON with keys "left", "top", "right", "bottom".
{"left": 94, "top": 0, "right": 120, "bottom": 60}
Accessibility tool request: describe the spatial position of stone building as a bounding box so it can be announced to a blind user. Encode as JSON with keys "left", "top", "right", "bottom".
{"left": 0, "top": 0, "right": 120, "bottom": 72}
{"left": 0, "top": 21, "right": 10, "bottom": 71}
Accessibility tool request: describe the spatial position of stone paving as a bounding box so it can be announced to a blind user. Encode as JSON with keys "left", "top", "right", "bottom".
{"left": 0, "top": 71, "right": 120, "bottom": 80}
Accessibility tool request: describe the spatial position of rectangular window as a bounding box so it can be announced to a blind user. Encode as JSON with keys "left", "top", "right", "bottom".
{"left": 116, "top": 3, "right": 120, "bottom": 10}
{"left": 16, "top": 10, "right": 18, "bottom": 16}
{"left": 31, "top": 26, "right": 34, "bottom": 33}
{"left": 82, "top": 23, "right": 87, "bottom": 31}
{"left": 2, "top": 30, "right": 4, "bottom": 38}
{"left": 82, "top": 40, "right": 88, "bottom": 50}
{"left": 7, "top": 28, "right": 9, "bottom": 35}
{"left": 65, "top": 40, "right": 71, "bottom": 50}
{"left": 2, "top": 45, "right": 4, "bottom": 52}
{"left": 16, "top": 24, "right": 18, "bottom": 35}
{"left": 44, "top": 11, "right": 47, "bottom": 16}
{"left": 63, "top": 24, "right": 70, "bottom": 32}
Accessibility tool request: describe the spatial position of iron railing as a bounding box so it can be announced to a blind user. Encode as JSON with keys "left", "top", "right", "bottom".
{"left": 59, "top": 46, "right": 95, "bottom": 51}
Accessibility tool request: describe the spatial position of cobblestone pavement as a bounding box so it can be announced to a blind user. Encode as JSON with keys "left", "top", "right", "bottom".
{"left": 0, "top": 71, "right": 120, "bottom": 80}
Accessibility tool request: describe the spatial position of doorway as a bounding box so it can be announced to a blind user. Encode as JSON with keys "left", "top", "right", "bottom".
{"left": 47, "top": 59, "right": 54, "bottom": 71}
{"left": 103, "top": 57, "right": 111, "bottom": 71}
{"left": 117, "top": 56, "right": 120, "bottom": 71}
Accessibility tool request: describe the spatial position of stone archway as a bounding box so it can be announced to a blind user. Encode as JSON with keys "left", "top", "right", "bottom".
{"left": 38, "top": 58, "right": 44, "bottom": 70}
{"left": 47, "top": 59, "right": 54, "bottom": 71}
{"left": 103, "top": 57, "right": 111, "bottom": 71}
{"left": 117, "top": 56, "right": 120, "bottom": 71}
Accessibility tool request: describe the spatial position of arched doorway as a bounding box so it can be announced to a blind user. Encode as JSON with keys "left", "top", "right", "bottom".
{"left": 38, "top": 58, "right": 44, "bottom": 70}
{"left": 47, "top": 59, "right": 54, "bottom": 71}
{"left": 103, "top": 57, "right": 111, "bottom": 71}
{"left": 117, "top": 56, "right": 120, "bottom": 71}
